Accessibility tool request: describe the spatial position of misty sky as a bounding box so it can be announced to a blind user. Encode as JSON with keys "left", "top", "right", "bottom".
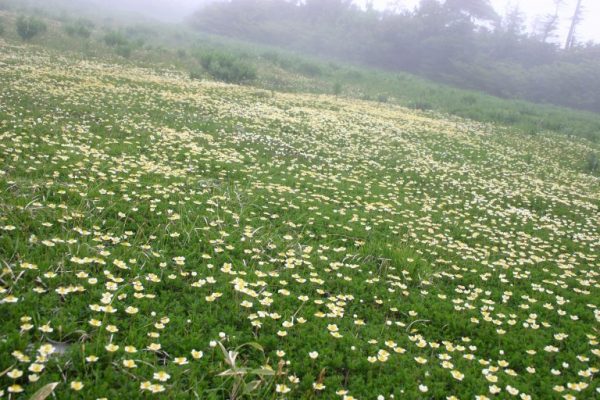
{"left": 110, "top": 0, "right": 599, "bottom": 44}
{"left": 357, "top": 0, "right": 600, "bottom": 43}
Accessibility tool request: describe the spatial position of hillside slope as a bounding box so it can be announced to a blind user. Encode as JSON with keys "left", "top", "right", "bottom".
{"left": 190, "top": 0, "right": 600, "bottom": 113}
{"left": 2, "top": 8, "right": 600, "bottom": 145}
{"left": 0, "top": 42, "right": 599, "bottom": 399}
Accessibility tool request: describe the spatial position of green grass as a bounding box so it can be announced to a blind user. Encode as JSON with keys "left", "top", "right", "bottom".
{"left": 0, "top": 12, "right": 599, "bottom": 400}
{"left": 1, "top": 40, "right": 599, "bottom": 400}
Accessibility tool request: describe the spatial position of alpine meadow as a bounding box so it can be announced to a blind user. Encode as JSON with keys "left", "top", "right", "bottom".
{"left": 0, "top": 1, "right": 599, "bottom": 400}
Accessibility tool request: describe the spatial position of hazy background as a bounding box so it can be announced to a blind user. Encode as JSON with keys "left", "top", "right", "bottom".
{"left": 359, "top": 0, "right": 599, "bottom": 43}
{"left": 53, "top": 0, "right": 599, "bottom": 44}
{"left": 3, "top": 0, "right": 600, "bottom": 114}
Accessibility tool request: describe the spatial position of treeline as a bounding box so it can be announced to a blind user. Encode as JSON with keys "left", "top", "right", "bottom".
{"left": 190, "top": 0, "right": 600, "bottom": 113}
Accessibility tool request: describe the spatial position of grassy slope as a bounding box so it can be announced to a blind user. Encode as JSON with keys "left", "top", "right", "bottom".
{"left": 1, "top": 33, "right": 599, "bottom": 400}
{"left": 1, "top": 7, "right": 600, "bottom": 147}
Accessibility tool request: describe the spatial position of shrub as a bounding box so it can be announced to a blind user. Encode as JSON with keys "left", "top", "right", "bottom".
{"left": 262, "top": 51, "right": 281, "bottom": 64}
{"left": 0, "top": 18, "right": 4, "bottom": 36}
{"left": 333, "top": 82, "right": 343, "bottom": 97}
{"left": 585, "top": 152, "right": 598, "bottom": 174}
{"left": 296, "top": 61, "right": 322, "bottom": 77}
{"left": 197, "top": 51, "right": 257, "bottom": 84}
{"left": 461, "top": 94, "right": 477, "bottom": 105}
{"left": 344, "top": 69, "right": 363, "bottom": 80}
{"left": 64, "top": 19, "right": 93, "bottom": 39}
{"left": 262, "top": 51, "right": 295, "bottom": 70}
{"left": 115, "top": 45, "right": 132, "bottom": 58}
{"left": 16, "top": 16, "right": 47, "bottom": 41}
{"left": 177, "top": 49, "right": 187, "bottom": 59}
{"left": 410, "top": 101, "right": 433, "bottom": 111}
{"left": 125, "top": 25, "right": 155, "bottom": 38}
{"left": 104, "top": 30, "right": 128, "bottom": 47}
{"left": 377, "top": 94, "right": 389, "bottom": 103}
{"left": 189, "top": 69, "right": 204, "bottom": 80}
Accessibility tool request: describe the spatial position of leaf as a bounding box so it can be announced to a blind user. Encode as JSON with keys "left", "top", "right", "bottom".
{"left": 228, "top": 350, "right": 239, "bottom": 366}
{"left": 317, "top": 368, "right": 327, "bottom": 384}
{"left": 30, "top": 382, "right": 60, "bottom": 400}
{"left": 218, "top": 368, "right": 248, "bottom": 377}
{"left": 217, "top": 341, "right": 233, "bottom": 366}
{"left": 0, "top": 366, "right": 14, "bottom": 378}
{"left": 243, "top": 379, "right": 262, "bottom": 394}
{"left": 236, "top": 341, "right": 264, "bottom": 352}
{"left": 217, "top": 368, "right": 235, "bottom": 377}
{"left": 249, "top": 368, "right": 276, "bottom": 376}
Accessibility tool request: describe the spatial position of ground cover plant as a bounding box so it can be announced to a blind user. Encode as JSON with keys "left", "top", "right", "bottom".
{"left": 15, "top": 15, "right": 46, "bottom": 41}
{"left": 0, "top": 38, "right": 599, "bottom": 400}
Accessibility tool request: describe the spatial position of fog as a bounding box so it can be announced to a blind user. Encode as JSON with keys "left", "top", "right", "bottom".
{"left": 14, "top": 0, "right": 598, "bottom": 43}
{"left": 359, "top": 0, "right": 600, "bottom": 44}
{"left": 3, "top": 0, "right": 217, "bottom": 22}
{"left": 5, "top": 0, "right": 600, "bottom": 113}
{"left": 357, "top": 0, "right": 600, "bottom": 43}
{"left": 80, "top": 0, "right": 216, "bottom": 22}
{"left": 185, "top": 0, "right": 600, "bottom": 113}
{"left": 52, "top": 0, "right": 600, "bottom": 43}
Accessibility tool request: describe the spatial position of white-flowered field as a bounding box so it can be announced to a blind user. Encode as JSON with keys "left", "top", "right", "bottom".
{"left": 0, "top": 42, "right": 599, "bottom": 400}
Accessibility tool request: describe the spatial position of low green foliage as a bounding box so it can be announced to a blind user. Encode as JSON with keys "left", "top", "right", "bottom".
{"left": 377, "top": 94, "right": 388, "bottom": 103}
{"left": 114, "top": 44, "right": 132, "bottom": 58}
{"left": 189, "top": 68, "right": 204, "bottom": 80}
{"left": 102, "top": 30, "right": 135, "bottom": 58}
{"left": 585, "top": 151, "right": 599, "bottom": 174}
{"left": 333, "top": 82, "right": 343, "bottom": 97}
{"left": 196, "top": 50, "right": 257, "bottom": 83}
{"left": 177, "top": 48, "right": 187, "bottom": 59}
{"left": 296, "top": 60, "right": 323, "bottom": 77}
{"left": 409, "top": 100, "right": 433, "bottom": 111}
{"left": 15, "top": 15, "right": 46, "bottom": 40}
{"left": 103, "top": 30, "right": 128, "bottom": 47}
{"left": 63, "top": 19, "right": 93, "bottom": 39}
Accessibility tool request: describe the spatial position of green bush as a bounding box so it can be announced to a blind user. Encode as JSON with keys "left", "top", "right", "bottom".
{"left": 177, "top": 49, "right": 187, "bottom": 59}
{"left": 333, "top": 82, "right": 343, "bottom": 97}
{"left": 261, "top": 51, "right": 281, "bottom": 64}
{"left": 0, "top": 18, "right": 4, "bottom": 36}
{"left": 409, "top": 100, "right": 433, "bottom": 111}
{"left": 104, "top": 30, "right": 128, "bottom": 47}
{"left": 64, "top": 19, "right": 93, "bottom": 39}
{"left": 461, "top": 94, "right": 477, "bottom": 105}
{"left": 115, "top": 45, "right": 132, "bottom": 58}
{"left": 261, "top": 51, "right": 296, "bottom": 70}
{"left": 585, "top": 152, "right": 599, "bottom": 174}
{"left": 189, "top": 69, "right": 204, "bottom": 80}
{"left": 16, "top": 16, "right": 47, "bottom": 41}
{"left": 296, "top": 61, "right": 322, "bottom": 77}
{"left": 197, "top": 51, "right": 257, "bottom": 84}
